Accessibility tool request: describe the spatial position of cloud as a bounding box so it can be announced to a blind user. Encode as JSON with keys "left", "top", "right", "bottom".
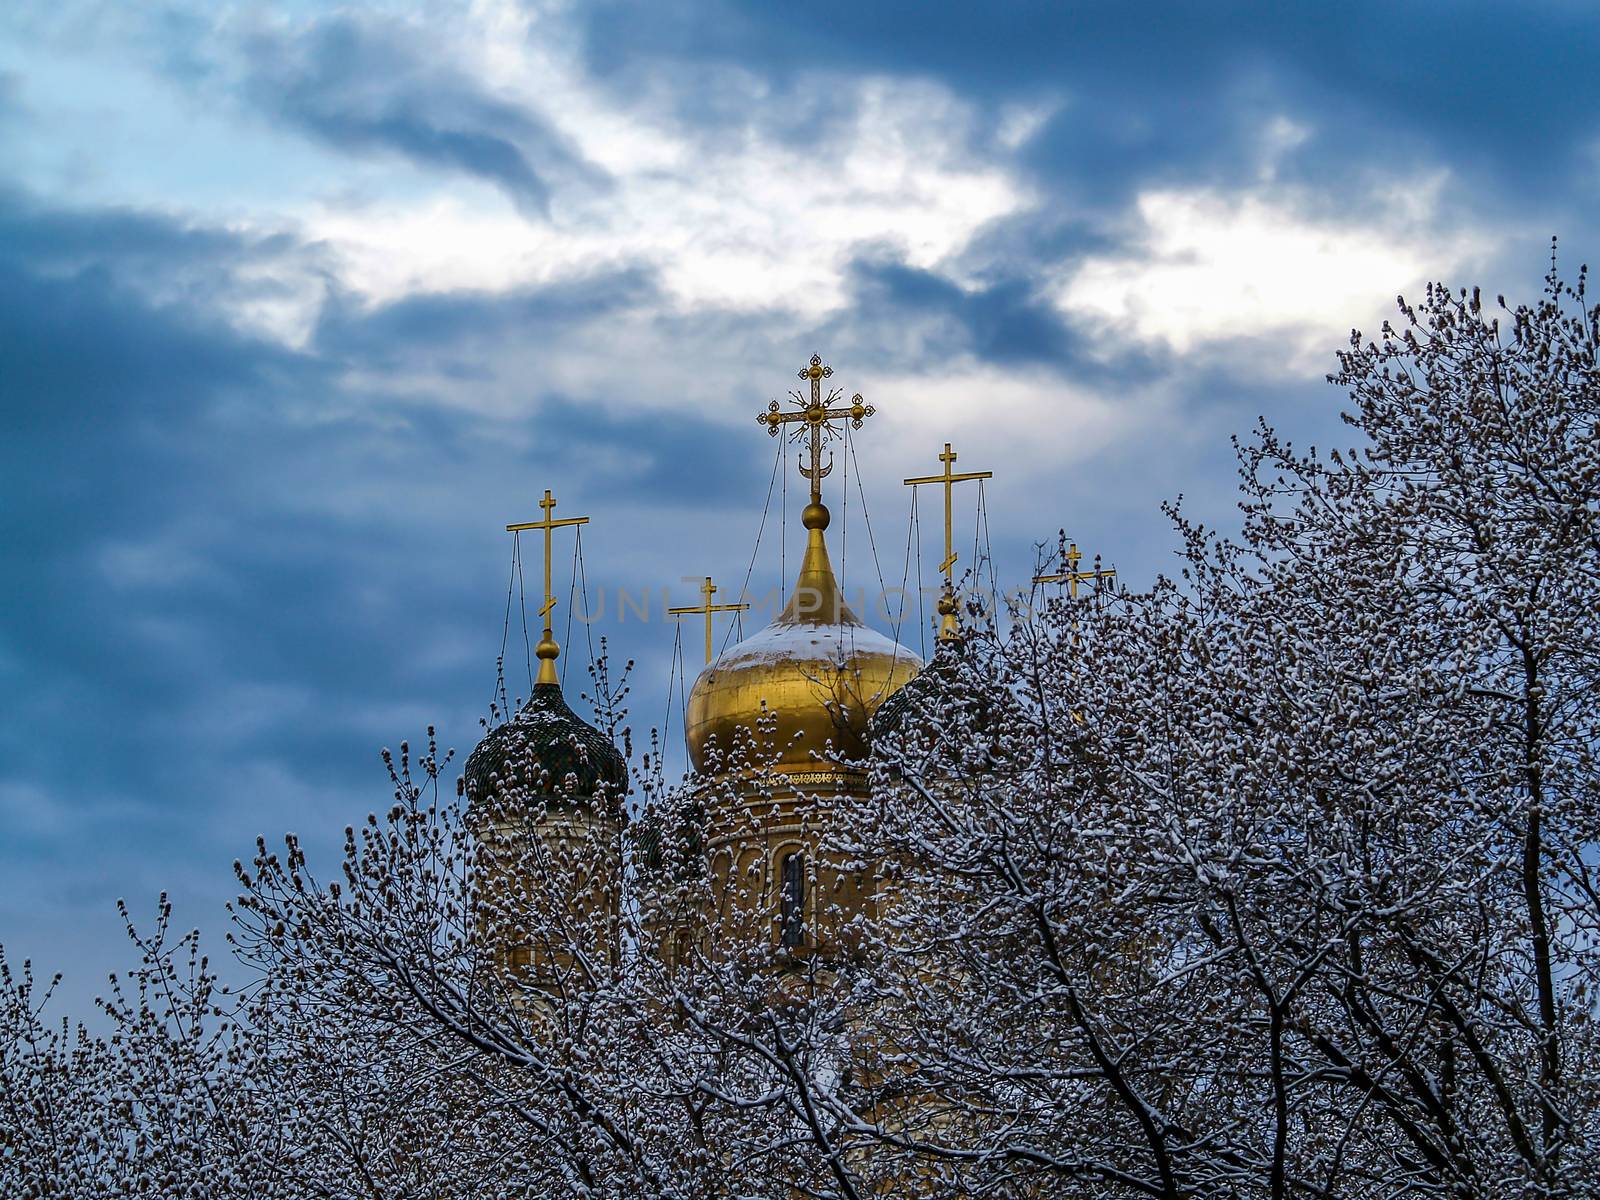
{"left": 238, "top": 13, "right": 604, "bottom": 218}
{"left": 285, "top": 75, "right": 1024, "bottom": 323}
{"left": 844, "top": 251, "right": 1091, "bottom": 373}
{"left": 0, "top": 188, "right": 782, "bottom": 823}
{"left": 1055, "top": 182, "right": 1490, "bottom": 369}
{"left": 311, "top": 263, "right": 660, "bottom": 363}
{"left": 573, "top": 0, "right": 1600, "bottom": 207}
{"left": 2, "top": 0, "right": 1592, "bottom": 1024}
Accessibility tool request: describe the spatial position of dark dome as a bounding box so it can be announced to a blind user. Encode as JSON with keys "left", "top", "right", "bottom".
{"left": 464, "top": 683, "right": 627, "bottom": 806}
{"left": 869, "top": 636, "right": 974, "bottom": 744}
{"left": 631, "top": 797, "right": 706, "bottom": 879}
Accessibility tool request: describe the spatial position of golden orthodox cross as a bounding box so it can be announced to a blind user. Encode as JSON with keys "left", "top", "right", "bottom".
{"left": 903, "top": 442, "right": 992, "bottom": 642}
{"left": 757, "top": 354, "right": 875, "bottom": 505}
{"left": 506, "top": 489, "right": 590, "bottom": 686}
{"left": 668, "top": 576, "right": 751, "bottom": 664}
{"left": 1034, "top": 542, "right": 1116, "bottom": 599}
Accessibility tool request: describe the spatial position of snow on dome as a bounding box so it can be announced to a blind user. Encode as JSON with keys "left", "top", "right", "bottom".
{"left": 684, "top": 511, "right": 921, "bottom": 776}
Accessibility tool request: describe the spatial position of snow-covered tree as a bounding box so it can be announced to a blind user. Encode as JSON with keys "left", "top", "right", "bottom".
{"left": 2, "top": 262, "right": 1596, "bottom": 1199}
{"left": 846, "top": 261, "right": 1600, "bottom": 1197}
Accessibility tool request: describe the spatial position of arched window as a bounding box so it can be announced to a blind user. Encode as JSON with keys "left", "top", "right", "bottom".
{"left": 780, "top": 851, "right": 805, "bottom": 947}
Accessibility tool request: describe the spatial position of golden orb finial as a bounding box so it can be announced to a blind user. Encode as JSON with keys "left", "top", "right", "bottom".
{"left": 534, "top": 633, "right": 560, "bottom": 681}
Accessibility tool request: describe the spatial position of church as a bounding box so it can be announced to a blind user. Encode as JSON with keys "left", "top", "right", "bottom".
{"left": 459, "top": 354, "right": 1107, "bottom": 977}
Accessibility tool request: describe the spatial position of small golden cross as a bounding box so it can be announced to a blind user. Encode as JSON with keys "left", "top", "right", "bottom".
{"left": 756, "top": 353, "right": 875, "bottom": 506}
{"left": 506, "top": 489, "right": 590, "bottom": 686}
{"left": 904, "top": 442, "right": 992, "bottom": 641}
{"left": 1034, "top": 542, "right": 1116, "bottom": 599}
{"left": 668, "top": 576, "right": 751, "bottom": 664}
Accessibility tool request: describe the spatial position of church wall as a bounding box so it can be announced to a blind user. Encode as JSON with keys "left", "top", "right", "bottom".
{"left": 695, "top": 772, "right": 879, "bottom": 963}
{"left": 475, "top": 800, "right": 623, "bottom": 987}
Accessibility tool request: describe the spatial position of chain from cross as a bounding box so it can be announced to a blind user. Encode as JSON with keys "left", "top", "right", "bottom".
{"left": 506, "top": 489, "right": 590, "bottom": 686}
{"left": 1034, "top": 541, "right": 1116, "bottom": 599}
{"left": 757, "top": 354, "right": 875, "bottom": 505}
{"left": 668, "top": 576, "right": 751, "bottom": 664}
{"left": 904, "top": 441, "right": 992, "bottom": 642}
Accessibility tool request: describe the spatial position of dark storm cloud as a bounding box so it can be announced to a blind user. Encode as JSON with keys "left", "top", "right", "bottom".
{"left": 0, "top": 198, "right": 359, "bottom": 1011}
{"left": 311, "top": 264, "right": 659, "bottom": 363}
{"left": 0, "top": 198, "right": 332, "bottom": 780}
{"left": 774, "top": 222, "right": 1167, "bottom": 392}
{"left": 573, "top": 0, "right": 1600, "bottom": 213}
{"left": 0, "top": 189, "right": 755, "bottom": 846}
{"left": 0, "top": 191, "right": 737, "bottom": 1018}
{"left": 241, "top": 14, "right": 605, "bottom": 216}
{"left": 304, "top": 267, "right": 769, "bottom": 505}
{"left": 0, "top": 193, "right": 291, "bottom": 282}
{"left": 553, "top": 0, "right": 1600, "bottom": 425}
{"left": 838, "top": 251, "right": 1131, "bottom": 379}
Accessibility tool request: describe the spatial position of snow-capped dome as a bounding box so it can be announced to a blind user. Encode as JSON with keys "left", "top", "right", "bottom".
{"left": 684, "top": 500, "right": 921, "bottom": 776}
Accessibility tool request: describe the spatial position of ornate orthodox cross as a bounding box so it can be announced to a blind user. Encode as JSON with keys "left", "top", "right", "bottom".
{"left": 757, "top": 353, "right": 875, "bottom": 506}
{"left": 904, "top": 441, "right": 992, "bottom": 642}
{"left": 506, "top": 489, "right": 590, "bottom": 686}
{"left": 668, "top": 576, "right": 751, "bottom": 664}
{"left": 1034, "top": 541, "right": 1116, "bottom": 599}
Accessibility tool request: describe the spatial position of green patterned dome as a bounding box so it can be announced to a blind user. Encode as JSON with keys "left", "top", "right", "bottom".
{"left": 632, "top": 798, "right": 706, "bottom": 878}
{"left": 464, "top": 683, "right": 627, "bottom": 806}
{"left": 869, "top": 637, "right": 979, "bottom": 745}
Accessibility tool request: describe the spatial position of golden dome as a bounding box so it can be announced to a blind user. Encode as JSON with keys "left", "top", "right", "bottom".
{"left": 685, "top": 501, "right": 921, "bottom": 776}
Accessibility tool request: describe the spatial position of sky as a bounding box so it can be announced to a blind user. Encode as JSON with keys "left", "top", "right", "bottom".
{"left": 3, "top": 0, "right": 1597, "bottom": 1017}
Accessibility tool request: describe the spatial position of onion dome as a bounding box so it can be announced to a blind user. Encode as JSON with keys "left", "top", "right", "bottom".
{"left": 464, "top": 682, "right": 627, "bottom": 807}
{"left": 869, "top": 636, "right": 961, "bottom": 743}
{"left": 869, "top": 587, "right": 974, "bottom": 743}
{"left": 685, "top": 499, "right": 921, "bottom": 775}
{"left": 632, "top": 797, "right": 706, "bottom": 876}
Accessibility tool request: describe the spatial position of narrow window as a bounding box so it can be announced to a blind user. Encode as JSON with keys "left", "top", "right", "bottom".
{"left": 780, "top": 851, "right": 805, "bottom": 947}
